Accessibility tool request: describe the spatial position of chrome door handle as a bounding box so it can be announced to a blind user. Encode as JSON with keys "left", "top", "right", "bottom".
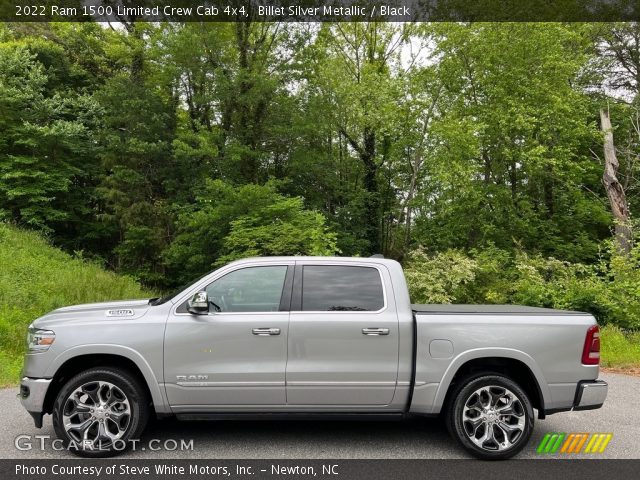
{"left": 362, "top": 328, "right": 389, "bottom": 336}
{"left": 252, "top": 328, "right": 281, "bottom": 336}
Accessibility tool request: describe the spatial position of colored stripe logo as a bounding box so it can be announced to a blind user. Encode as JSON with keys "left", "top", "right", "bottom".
{"left": 537, "top": 433, "right": 612, "bottom": 454}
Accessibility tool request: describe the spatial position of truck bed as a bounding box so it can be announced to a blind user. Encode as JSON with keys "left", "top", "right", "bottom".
{"left": 412, "top": 304, "right": 585, "bottom": 315}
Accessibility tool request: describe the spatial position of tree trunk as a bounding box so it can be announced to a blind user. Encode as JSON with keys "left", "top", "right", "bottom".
{"left": 600, "top": 108, "right": 632, "bottom": 254}
{"left": 543, "top": 175, "right": 554, "bottom": 218}
{"left": 361, "top": 127, "right": 380, "bottom": 254}
{"left": 340, "top": 126, "right": 381, "bottom": 254}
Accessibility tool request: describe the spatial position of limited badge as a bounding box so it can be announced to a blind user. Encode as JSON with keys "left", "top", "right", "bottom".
{"left": 106, "top": 309, "right": 135, "bottom": 317}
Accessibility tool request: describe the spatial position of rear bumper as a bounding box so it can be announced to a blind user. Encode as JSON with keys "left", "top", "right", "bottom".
{"left": 544, "top": 379, "right": 608, "bottom": 416}
{"left": 573, "top": 379, "right": 608, "bottom": 411}
{"left": 18, "top": 377, "right": 52, "bottom": 428}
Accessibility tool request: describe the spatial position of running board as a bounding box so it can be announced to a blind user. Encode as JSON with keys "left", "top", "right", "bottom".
{"left": 176, "top": 412, "right": 409, "bottom": 422}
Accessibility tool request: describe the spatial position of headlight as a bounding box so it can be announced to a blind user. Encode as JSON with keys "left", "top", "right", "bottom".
{"left": 27, "top": 327, "right": 55, "bottom": 352}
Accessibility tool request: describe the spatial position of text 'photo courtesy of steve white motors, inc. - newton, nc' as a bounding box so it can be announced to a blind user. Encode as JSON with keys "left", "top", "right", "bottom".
{"left": 14, "top": 462, "right": 338, "bottom": 477}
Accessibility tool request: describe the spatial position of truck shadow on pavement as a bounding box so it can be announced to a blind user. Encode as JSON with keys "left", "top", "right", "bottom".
{"left": 138, "top": 416, "right": 460, "bottom": 459}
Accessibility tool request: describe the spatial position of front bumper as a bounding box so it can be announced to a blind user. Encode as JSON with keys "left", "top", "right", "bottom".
{"left": 573, "top": 379, "right": 608, "bottom": 411}
{"left": 18, "top": 377, "right": 52, "bottom": 428}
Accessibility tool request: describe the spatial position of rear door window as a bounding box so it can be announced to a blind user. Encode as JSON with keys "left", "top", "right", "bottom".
{"left": 301, "top": 266, "right": 384, "bottom": 312}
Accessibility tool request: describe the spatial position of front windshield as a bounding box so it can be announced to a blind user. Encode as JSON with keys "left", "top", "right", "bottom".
{"left": 149, "top": 271, "right": 212, "bottom": 306}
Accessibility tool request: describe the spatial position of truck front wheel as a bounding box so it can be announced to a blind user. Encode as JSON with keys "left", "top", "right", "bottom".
{"left": 446, "top": 374, "right": 534, "bottom": 460}
{"left": 52, "top": 367, "right": 150, "bottom": 457}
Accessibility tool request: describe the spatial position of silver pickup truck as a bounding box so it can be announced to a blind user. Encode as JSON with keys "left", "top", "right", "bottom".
{"left": 19, "top": 256, "right": 607, "bottom": 459}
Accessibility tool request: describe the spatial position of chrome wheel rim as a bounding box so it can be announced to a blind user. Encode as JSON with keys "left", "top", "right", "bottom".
{"left": 462, "top": 385, "right": 526, "bottom": 452}
{"left": 62, "top": 381, "right": 131, "bottom": 449}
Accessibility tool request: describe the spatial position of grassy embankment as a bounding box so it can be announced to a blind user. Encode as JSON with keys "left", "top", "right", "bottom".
{"left": 0, "top": 223, "right": 638, "bottom": 386}
{"left": 600, "top": 325, "right": 640, "bottom": 371}
{"left": 0, "top": 223, "right": 152, "bottom": 386}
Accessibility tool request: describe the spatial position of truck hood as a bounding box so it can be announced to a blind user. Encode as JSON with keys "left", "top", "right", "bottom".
{"left": 32, "top": 299, "right": 152, "bottom": 328}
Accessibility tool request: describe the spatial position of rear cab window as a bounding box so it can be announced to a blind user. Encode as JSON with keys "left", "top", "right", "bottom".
{"left": 301, "top": 265, "right": 385, "bottom": 312}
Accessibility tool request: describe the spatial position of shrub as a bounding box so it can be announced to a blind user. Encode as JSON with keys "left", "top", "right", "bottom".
{"left": 404, "top": 241, "right": 640, "bottom": 330}
{"left": 404, "top": 248, "right": 477, "bottom": 304}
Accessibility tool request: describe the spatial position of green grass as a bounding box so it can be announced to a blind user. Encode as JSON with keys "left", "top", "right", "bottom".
{"left": 600, "top": 325, "right": 640, "bottom": 369}
{"left": 0, "top": 223, "right": 152, "bottom": 386}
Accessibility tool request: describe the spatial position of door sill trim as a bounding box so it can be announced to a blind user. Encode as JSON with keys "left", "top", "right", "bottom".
{"left": 175, "top": 412, "right": 406, "bottom": 421}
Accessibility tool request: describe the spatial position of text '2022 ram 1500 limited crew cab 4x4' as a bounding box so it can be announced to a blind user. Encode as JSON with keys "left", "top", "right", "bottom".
{"left": 19, "top": 256, "right": 608, "bottom": 459}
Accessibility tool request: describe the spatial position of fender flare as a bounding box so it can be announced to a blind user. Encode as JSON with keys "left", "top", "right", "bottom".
{"left": 430, "top": 347, "right": 550, "bottom": 414}
{"left": 45, "top": 344, "right": 171, "bottom": 414}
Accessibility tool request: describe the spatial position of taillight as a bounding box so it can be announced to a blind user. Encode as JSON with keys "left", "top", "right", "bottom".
{"left": 582, "top": 325, "right": 600, "bottom": 365}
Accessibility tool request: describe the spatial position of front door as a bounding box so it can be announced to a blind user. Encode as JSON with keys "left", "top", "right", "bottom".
{"left": 286, "top": 263, "right": 399, "bottom": 406}
{"left": 164, "top": 264, "right": 292, "bottom": 409}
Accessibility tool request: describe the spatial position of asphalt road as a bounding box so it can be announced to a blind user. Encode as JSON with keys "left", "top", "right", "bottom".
{"left": 1, "top": 373, "right": 638, "bottom": 459}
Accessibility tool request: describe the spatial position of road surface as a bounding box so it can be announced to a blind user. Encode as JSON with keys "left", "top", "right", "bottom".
{"left": 0, "top": 373, "right": 637, "bottom": 459}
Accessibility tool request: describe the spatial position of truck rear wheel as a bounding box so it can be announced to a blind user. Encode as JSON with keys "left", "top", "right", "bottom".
{"left": 446, "top": 374, "right": 534, "bottom": 460}
{"left": 52, "top": 367, "right": 150, "bottom": 457}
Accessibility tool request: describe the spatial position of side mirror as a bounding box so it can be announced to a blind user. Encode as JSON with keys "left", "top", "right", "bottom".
{"left": 187, "top": 291, "right": 209, "bottom": 315}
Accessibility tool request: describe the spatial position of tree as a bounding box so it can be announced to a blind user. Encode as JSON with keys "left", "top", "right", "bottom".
{"left": 218, "top": 195, "right": 338, "bottom": 265}
{"left": 92, "top": 22, "right": 178, "bottom": 285}
{"left": 301, "top": 23, "right": 412, "bottom": 255}
{"left": 160, "top": 22, "right": 302, "bottom": 184}
{"left": 595, "top": 22, "right": 640, "bottom": 98}
{"left": 592, "top": 23, "right": 638, "bottom": 254}
{"left": 2, "top": 19, "right": 637, "bottom": 305}
{"left": 0, "top": 43, "right": 98, "bottom": 239}
{"left": 412, "top": 23, "right": 609, "bottom": 262}
{"left": 600, "top": 107, "right": 632, "bottom": 254}
{"left": 164, "top": 180, "right": 338, "bottom": 285}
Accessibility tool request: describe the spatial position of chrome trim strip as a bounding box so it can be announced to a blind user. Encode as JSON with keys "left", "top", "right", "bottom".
{"left": 176, "top": 381, "right": 399, "bottom": 388}
{"left": 176, "top": 381, "right": 284, "bottom": 387}
{"left": 170, "top": 404, "right": 392, "bottom": 410}
{"left": 286, "top": 381, "right": 397, "bottom": 386}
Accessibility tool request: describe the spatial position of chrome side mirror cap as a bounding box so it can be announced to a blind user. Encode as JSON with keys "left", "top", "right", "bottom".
{"left": 187, "top": 291, "right": 209, "bottom": 315}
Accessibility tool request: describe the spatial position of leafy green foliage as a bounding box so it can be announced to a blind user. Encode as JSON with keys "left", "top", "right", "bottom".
{"left": 405, "top": 241, "right": 640, "bottom": 330}
{"left": 413, "top": 23, "right": 609, "bottom": 261}
{"left": 94, "top": 71, "right": 177, "bottom": 285}
{"left": 405, "top": 249, "right": 477, "bottom": 304}
{"left": 0, "top": 43, "right": 98, "bottom": 235}
{"left": 165, "top": 180, "right": 338, "bottom": 284}
{"left": 219, "top": 197, "right": 339, "bottom": 265}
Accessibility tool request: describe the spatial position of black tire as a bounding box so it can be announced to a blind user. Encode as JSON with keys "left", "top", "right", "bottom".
{"left": 446, "top": 374, "right": 534, "bottom": 460}
{"left": 52, "top": 367, "right": 150, "bottom": 457}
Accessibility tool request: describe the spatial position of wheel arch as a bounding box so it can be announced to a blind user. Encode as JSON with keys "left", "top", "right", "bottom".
{"left": 42, "top": 346, "right": 169, "bottom": 416}
{"left": 433, "top": 349, "right": 549, "bottom": 417}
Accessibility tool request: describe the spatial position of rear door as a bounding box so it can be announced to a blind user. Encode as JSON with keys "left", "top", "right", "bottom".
{"left": 286, "top": 262, "right": 399, "bottom": 406}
